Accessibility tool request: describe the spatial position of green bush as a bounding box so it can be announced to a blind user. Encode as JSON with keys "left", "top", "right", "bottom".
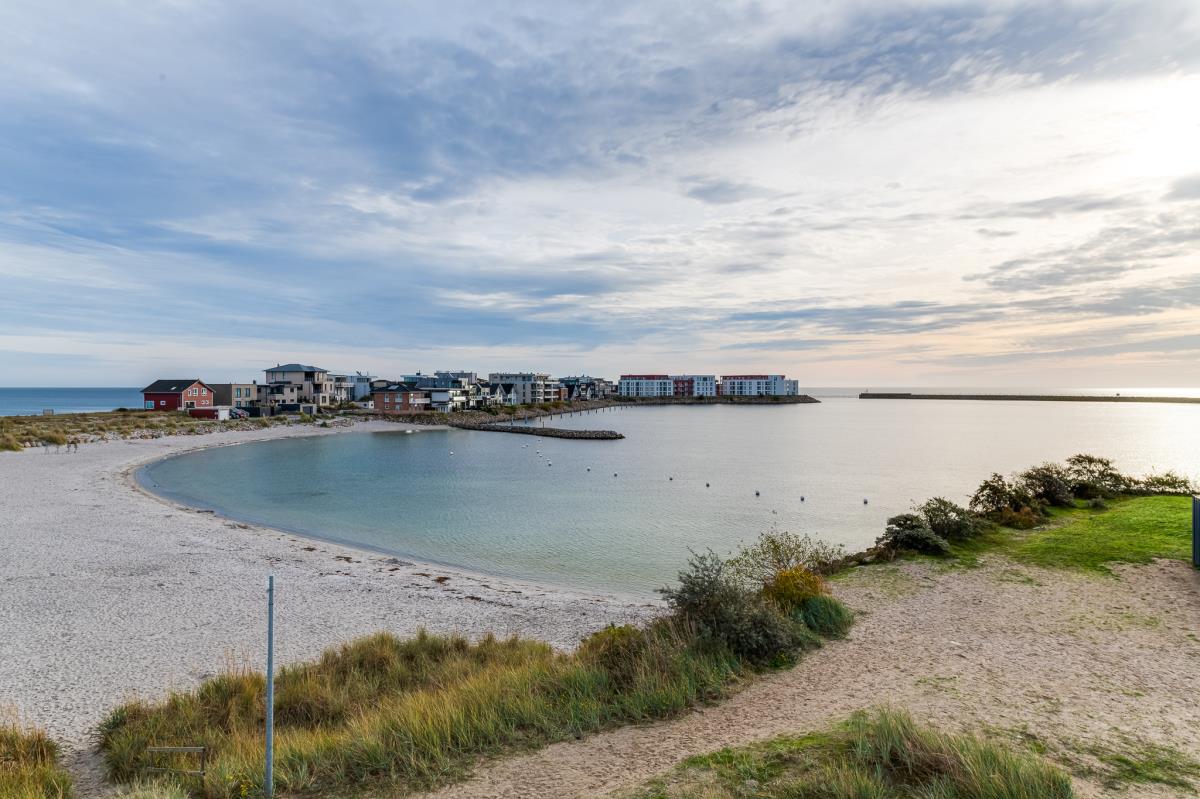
{"left": 916, "top": 497, "right": 982, "bottom": 541}
{"left": 0, "top": 433, "right": 23, "bottom": 451}
{"left": 578, "top": 624, "right": 649, "bottom": 688}
{"left": 727, "top": 529, "right": 846, "bottom": 584}
{"left": 970, "top": 473, "right": 1039, "bottom": 517}
{"left": 660, "top": 551, "right": 810, "bottom": 666}
{"left": 877, "top": 514, "right": 950, "bottom": 556}
{"left": 1018, "top": 463, "right": 1075, "bottom": 507}
{"left": 1133, "top": 471, "right": 1195, "bottom": 495}
{"left": 762, "top": 566, "right": 826, "bottom": 612}
{"left": 1065, "top": 453, "right": 1128, "bottom": 498}
{"left": 797, "top": 595, "right": 854, "bottom": 639}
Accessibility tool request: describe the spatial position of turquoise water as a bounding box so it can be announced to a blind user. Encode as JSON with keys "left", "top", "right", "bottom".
{"left": 0, "top": 387, "right": 142, "bottom": 415}
{"left": 139, "top": 400, "right": 1200, "bottom": 596}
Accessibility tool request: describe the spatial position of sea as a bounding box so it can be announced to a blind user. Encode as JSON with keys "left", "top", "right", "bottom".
{"left": 0, "top": 387, "right": 143, "bottom": 416}
{"left": 135, "top": 392, "right": 1200, "bottom": 597}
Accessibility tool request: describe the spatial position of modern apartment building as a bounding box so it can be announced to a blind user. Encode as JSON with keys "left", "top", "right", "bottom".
{"left": 486, "top": 372, "right": 551, "bottom": 405}
{"left": 209, "top": 382, "right": 257, "bottom": 408}
{"left": 261, "top": 363, "right": 335, "bottom": 408}
{"left": 671, "top": 375, "right": 717, "bottom": 397}
{"left": 618, "top": 375, "right": 673, "bottom": 397}
{"left": 720, "top": 374, "right": 800, "bottom": 396}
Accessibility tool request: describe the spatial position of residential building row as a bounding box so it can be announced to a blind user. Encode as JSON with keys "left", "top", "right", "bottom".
{"left": 140, "top": 364, "right": 801, "bottom": 418}
{"left": 616, "top": 374, "right": 799, "bottom": 397}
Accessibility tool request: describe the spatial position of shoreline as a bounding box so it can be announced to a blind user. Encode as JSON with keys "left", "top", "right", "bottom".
{"left": 0, "top": 419, "right": 654, "bottom": 763}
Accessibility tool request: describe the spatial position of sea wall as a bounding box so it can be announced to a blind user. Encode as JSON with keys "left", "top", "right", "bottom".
{"left": 859, "top": 392, "right": 1200, "bottom": 404}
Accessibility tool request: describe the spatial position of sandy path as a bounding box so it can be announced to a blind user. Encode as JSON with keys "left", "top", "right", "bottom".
{"left": 0, "top": 422, "right": 653, "bottom": 796}
{"left": 420, "top": 557, "right": 1200, "bottom": 799}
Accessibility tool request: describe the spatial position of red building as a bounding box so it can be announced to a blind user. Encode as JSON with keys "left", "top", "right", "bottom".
{"left": 141, "top": 379, "right": 215, "bottom": 411}
{"left": 371, "top": 383, "right": 431, "bottom": 413}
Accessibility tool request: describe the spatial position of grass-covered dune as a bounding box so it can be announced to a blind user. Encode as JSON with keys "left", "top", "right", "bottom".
{"left": 0, "top": 720, "right": 73, "bottom": 799}
{"left": 99, "top": 535, "right": 853, "bottom": 798}
{"left": 626, "top": 708, "right": 1074, "bottom": 799}
{"left": 0, "top": 409, "right": 297, "bottom": 451}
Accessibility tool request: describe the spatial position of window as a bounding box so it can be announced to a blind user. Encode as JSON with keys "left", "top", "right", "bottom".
{"left": 159, "top": 400, "right": 166, "bottom": 406}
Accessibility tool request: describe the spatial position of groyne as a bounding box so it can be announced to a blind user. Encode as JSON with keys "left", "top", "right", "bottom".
{"left": 449, "top": 420, "right": 623, "bottom": 440}
{"left": 859, "top": 392, "right": 1200, "bottom": 404}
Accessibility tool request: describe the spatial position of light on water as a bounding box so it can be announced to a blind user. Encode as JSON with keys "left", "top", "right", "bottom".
{"left": 139, "top": 400, "right": 1200, "bottom": 596}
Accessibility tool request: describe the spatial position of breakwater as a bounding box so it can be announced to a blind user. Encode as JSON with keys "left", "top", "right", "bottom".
{"left": 859, "top": 392, "right": 1200, "bottom": 404}
{"left": 449, "top": 420, "right": 624, "bottom": 440}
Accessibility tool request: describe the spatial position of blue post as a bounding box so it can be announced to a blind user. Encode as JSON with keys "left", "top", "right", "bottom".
{"left": 1192, "top": 496, "right": 1199, "bottom": 569}
{"left": 265, "top": 576, "right": 275, "bottom": 797}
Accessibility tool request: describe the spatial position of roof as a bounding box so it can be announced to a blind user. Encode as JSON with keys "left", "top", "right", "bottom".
{"left": 141, "top": 379, "right": 208, "bottom": 394}
{"left": 374, "top": 382, "right": 424, "bottom": 392}
{"left": 265, "top": 363, "right": 327, "bottom": 373}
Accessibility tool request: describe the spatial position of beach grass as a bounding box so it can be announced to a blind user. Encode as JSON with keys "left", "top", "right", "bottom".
{"left": 98, "top": 626, "right": 745, "bottom": 797}
{"left": 626, "top": 707, "right": 1074, "bottom": 799}
{"left": 0, "top": 409, "right": 299, "bottom": 450}
{"left": 0, "top": 719, "right": 73, "bottom": 799}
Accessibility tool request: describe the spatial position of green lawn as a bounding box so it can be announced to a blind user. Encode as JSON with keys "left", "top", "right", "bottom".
{"left": 1003, "top": 496, "right": 1193, "bottom": 573}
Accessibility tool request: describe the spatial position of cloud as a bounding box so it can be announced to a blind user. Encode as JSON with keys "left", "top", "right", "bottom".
{"left": 2, "top": 1, "right": 1200, "bottom": 383}
{"left": 1166, "top": 174, "right": 1200, "bottom": 201}
{"left": 965, "top": 210, "right": 1200, "bottom": 291}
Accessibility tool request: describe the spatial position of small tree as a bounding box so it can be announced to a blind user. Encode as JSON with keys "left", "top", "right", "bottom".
{"left": 1064, "top": 454, "right": 1128, "bottom": 498}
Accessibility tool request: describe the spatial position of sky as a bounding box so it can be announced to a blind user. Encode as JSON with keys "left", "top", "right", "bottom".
{"left": 1, "top": 0, "right": 1199, "bottom": 387}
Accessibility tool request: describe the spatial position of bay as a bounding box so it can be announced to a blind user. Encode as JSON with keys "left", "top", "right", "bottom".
{"left": 139, "top": 398, "right": 1200, "bottom": 597}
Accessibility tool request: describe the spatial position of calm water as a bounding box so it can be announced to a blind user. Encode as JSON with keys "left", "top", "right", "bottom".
{"left": 139, "top": 399, "right": 1200, "bottom": 597}
{"left": 0, "top": 387, "right": 142, "bottom": 416}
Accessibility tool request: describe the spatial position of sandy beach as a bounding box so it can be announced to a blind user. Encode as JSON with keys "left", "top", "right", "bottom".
{"left": 0, "top": 421, "right": 653, "bottom": 793}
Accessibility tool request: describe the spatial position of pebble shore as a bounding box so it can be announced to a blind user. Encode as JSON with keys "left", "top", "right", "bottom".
{"left": 0, "top": 420, "right": 654, "bottom": 780}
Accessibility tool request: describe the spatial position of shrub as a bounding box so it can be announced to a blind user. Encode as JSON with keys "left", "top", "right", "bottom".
{"left": 970, "top": 473, "right": 1039, "bottom": 517}
{"left": 1088, "top": 497, "right": 1108, "bottom": 510}
{"left": 762, "top": 566, "right": 826, "bottom": 612}
{"left": 916, "top": 497, "right": 982, "bottom": 541}
{"left": 876, "top": 514, "right": 950, "bottom": 556}
{"left": 660, "top": 551, "right": 809, "bottom": 666}
{"left": 1018, "top": 463, "right": 1075, "bottom": 507}
{"left": 1065, "top": 453, "right": 1128, "bottom": 498}
{"left": 996, "top": 506, "right": 1041, "bottom": 529}
{"left": 0, "top": 433, "right": 22, "bottom": 452}
{"left": 727, "top": 529, "right": 846, "bottom": 585}
{"left": 578, "top": 624, "right": 649, "bottom": 688}
{"left": 1134, "top": 471, "right": 1196, "bottom": 496}
{"left": 797, "top": 595, "right": 854, "bottom": 639}
{"left": 38, "top": 430, "right": 69, "bottom": 446}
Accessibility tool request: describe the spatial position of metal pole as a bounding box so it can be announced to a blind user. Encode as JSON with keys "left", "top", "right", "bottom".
{"left": 265, "top": 575, "right": 275, "bottom": 797}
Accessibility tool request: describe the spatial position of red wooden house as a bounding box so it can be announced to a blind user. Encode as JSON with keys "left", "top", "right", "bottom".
{"left": 141, "top": 379, "right": 215, "bottom": 411}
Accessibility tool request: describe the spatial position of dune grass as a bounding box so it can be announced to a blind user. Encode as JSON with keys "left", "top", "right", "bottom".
{"left": 99, "top": 626, "right": 745, "bottom": 797}
{"left": 628, "top": 708, "right": 1075, "bottom": 799}
{"left": 0, "top": 720, "right": 73, "bottom": 799}
{"left": 0, "top": 409, "right": 299, "bottom": 450}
